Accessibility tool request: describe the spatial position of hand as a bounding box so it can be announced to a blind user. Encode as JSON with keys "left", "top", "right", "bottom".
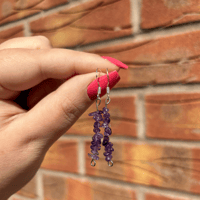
{"left": 0, "top": 36, "right": 121, "bottom": 199}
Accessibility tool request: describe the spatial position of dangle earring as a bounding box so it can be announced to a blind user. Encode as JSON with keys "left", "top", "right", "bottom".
{"left": 88, "top": 68, "right": 104, "bottom": 167}
{"left": 102, "top": 68, "right": 114, "bottom": 167}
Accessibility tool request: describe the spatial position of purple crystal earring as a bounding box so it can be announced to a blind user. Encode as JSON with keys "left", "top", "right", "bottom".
{"left": 102, "top": 68, "right": 114, "bottom": 167}
{"left": 88, "top": 68, "right": 104, "bottom": 167}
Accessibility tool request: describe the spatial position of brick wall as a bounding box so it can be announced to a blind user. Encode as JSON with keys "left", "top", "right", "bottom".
{"left": 3, "top": 0, "right": 200, "bottom": 199}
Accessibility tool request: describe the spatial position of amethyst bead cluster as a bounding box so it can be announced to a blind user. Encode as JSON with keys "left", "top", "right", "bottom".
{"left": 102, "top": 107, "right": 114, "bottom": 162}
{"left": 88, "top": 110, "right": 104, "bottom": 161}
{"left": 88, "top": 107, "right": 114, "bottom": 165}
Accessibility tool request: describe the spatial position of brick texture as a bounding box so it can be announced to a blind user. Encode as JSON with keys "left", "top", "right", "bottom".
{"left": 2, "top": 0, "right": 200, "bottom": 199}
{"left": 0, "top": 25, "right": 24, "bottom": 44}
{"left": 40, "top": 140, "right": 78, "bottom": 173}
{"left": 67, "top": 96, "right": 136, "bottom": 137}
{"left": 86, "top": 141, "right": 200, "bottom": 195}
{"left": 30, "top": 0, "right": 132, "bottom": 48}
{"left": 43, "top": 174, "right": 136, "bottom": 200}
{"left": 146, "top": 93, "right": 200, "bottom": 140}
{"left": 88, "top": 30, "right": 200, "bottom": 87}
{"left": 0, "top": 0, "right": 69, "bottom": 26}
{"left": 146, "top": 193, "right": 189, "bottom": 200}
{"left": 141, "top": 0, "right": 200, "bottom": 29}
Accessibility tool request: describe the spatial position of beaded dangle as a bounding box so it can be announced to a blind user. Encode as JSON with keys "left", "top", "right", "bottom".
{"left": 88, "top": 68, "right": 104, "bottom": 167}
{"left": 102, "top": 69, "right": 114, "bottom": 167}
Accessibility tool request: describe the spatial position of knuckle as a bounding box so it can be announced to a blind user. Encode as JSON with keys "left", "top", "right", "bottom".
{"left": 60, "top": 95, "right": 82, "bottom": 124}
{"left": 35, "top": 35, "right": 52, "bottom": 48}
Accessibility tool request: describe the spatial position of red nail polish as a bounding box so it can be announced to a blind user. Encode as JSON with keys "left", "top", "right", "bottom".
{"left": 87, "top": 70, "right": 120, "bottom": 100}
{"left": 101, "top": 56, "right": 128, "bottom": 69}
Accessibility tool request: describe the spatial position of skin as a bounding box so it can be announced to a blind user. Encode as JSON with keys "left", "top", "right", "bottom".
{"left": 0, "top": 36, "right": 120, "bottom": 199}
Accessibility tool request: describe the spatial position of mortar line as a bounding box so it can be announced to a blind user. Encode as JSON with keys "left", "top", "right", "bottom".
{"left": 105, "top": 83, "right": 200, "bottom": 96}
{"left": 23, "top": 20, "right": 31, "bottom": 37}
{"left": 78, "top": 139, "right": 85, "bottom": 175}
{"left": 137, "top": 190, "right": 145, "bottom": 200}
{"left": 135, "top": 93, "right": 146, "bottom": 140}
{"left": 37, "top": 170, "right": 44, "bottom": 200}
{"left": 131, "top": 0, "right": 141, "bottom": 34}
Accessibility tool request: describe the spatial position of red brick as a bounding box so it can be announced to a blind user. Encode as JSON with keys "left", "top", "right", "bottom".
{"left": 146, "top": 93, "right": 200, "bottom": 140}
{"left": 88, "top": 30, "right": 200, "bottom": 87}
{"left": 43, "top": 174, "right": 136, "bottom": 200}
{"left": 141, "top": 0, "right": 200, "bottom": 29}
{"left": 86, "top": 141, "right": 200, "bottom": 194}
{"left": 146, "top": 193, "right": 189, "bottom": 200}
{"left": 30, "top": 0, "right": 132, "bottom": 48}
{"left": 40, "top": 140, "right": 78, "bottom": 173}
{"left": 67, "top": 96, "right": 136, "bottom": 137}
{"left": 0, "top": 0, "right": 69, "bottom": 26}
{"left": 16, "top": 174, "right": 37, "bottom": 198}
{"left": 0, "top": 25, "right": 24, "bottom": 44}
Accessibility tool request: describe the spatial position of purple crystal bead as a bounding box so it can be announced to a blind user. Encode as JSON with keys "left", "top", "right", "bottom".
{"left": 103, "top": 107, "right": 109, "bottom": 113}
{"left": 91, "top": 149, "right": 98, "bottom": 154}
{"left": 97, "top": 132, "right": 103, "bottom": 138}
{"left": 104, "top": 142, "right": 114, "bottom": 152}
{"left": 104, "top": 132, "right": 110, "bottom": 137}
{"left": 93, "top": 114, "right": 103, "bottom": 121}
{"left": 103, "top": 118, "right": 110, "bottom": 124}
{"left": 103, "top": 113, "right": 110, "bottom": 118}
{"left": 92, "top": 134, "right": 98, "bottom": 141}
{"left": 105, "top": 127, "right": 112, "bottom": 135}
{"left": 90, "top": 145, "right": 98, "bottom": 150}
{"left": 94, "top": 121, "right": 100, "bottom": 128}
{"left": 93, "top": 128, "right": 100, "bottom": 133}
{"left": 92, "top": 154, "right": 99, "bottom": 160}
{"left": 103, "top": 152, "right": 110, "bottom": 156}
{"left": 89, "top": 110, "right": 103, "bottom": 116}
{"left": 88, "top": 153, "right": 99, "bottom": 160}
{"left": 105, "top": 155, "right": 112, "bottom": 161}
{"left": 88, "top": 111, "right": 96, "bottom": 116}
{"left": 103, "top": 136, "right": 109, "bottom": 146}
{"left": 101, "top": 122, "right": 109, "bottom": 128}
{"left": 106, "top": 148, "right": 114, "bottom": 153}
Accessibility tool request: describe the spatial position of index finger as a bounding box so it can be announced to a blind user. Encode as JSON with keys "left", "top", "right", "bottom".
{"left": 0, "top": 48, "right": 122, "bottom": 91}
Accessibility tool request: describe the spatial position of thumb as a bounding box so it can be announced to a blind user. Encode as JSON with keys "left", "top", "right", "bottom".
{"left": 17, "top": 70, "right": 120, "bottom": 149}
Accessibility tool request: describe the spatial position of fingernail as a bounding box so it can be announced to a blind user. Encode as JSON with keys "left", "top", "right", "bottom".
{"left": 87, "top": 70, "right": 120, "bottom": 100}
{"left": 101, "top": 56, "right": 128, "bottom": 69}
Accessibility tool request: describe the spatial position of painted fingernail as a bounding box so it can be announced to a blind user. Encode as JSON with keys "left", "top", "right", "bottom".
{"left": 87, "top": 70, "right": 120, "bottom": 100}
{"left": 101, "top": 56, "right": 128, "bottom": 69}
